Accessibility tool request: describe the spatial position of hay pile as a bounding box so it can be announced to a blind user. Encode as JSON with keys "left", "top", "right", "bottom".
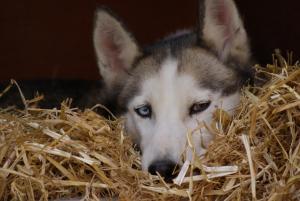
{"left": 0, "top": 53, "right": 300, "bottom": 201}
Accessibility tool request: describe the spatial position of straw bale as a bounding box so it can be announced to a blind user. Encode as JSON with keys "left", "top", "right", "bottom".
{"left": 0, "top": 52, "right": 299, "bottom": 200}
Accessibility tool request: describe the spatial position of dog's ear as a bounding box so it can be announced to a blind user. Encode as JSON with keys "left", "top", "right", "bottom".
{"left": 199, "top": 0, "right": 250, "bottom": 63}
{"left": 93, "top": 9, "right": 140, "bottom": 89}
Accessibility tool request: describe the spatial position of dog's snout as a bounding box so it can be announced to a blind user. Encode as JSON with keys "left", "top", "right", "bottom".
{"left": 148, "top": 160, "right": 177, "bottom": 182}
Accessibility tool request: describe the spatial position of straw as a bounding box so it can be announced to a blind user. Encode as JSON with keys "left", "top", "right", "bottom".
{"left": 0, "top": 52, "right": 299, "bottom": 200}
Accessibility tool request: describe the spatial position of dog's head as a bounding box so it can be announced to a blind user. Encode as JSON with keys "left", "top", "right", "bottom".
{"left": 93, "top": 0, "right": 252, "bottom": 181}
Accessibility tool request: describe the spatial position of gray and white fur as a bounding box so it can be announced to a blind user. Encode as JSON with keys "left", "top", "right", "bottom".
{"left": 94, "top": 0, "right": 251, "bottom": 184}
{"left": 93, "top": 0, "right": 253, "bottom": 181}
{"left": 54, "top": 0, "right": 253, "bottom": 200}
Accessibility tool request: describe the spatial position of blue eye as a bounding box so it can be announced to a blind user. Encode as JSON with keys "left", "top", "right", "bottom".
{"left": 134, "top": 104, "right": 152, "bottom": 118}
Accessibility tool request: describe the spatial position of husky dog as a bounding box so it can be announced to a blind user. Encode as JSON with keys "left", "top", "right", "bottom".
{"left": 93, "top": 0, "right": 252, "bottom": 181}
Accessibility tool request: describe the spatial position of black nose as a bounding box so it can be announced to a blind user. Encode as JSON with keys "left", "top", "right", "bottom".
{"left": 148, "top": 160, "right": 177, "bottom": 182}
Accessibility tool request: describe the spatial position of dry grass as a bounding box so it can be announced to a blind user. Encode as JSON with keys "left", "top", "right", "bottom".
{"left": 0, "top": 52, "right": 299, "bottom": 201}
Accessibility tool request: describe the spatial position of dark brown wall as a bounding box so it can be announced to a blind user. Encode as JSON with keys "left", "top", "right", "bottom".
{"left": 238, "top": 1, "right": 300, "bottom": 64}
{"left": 0, "top": 0, "right": 299, "bottom": 81}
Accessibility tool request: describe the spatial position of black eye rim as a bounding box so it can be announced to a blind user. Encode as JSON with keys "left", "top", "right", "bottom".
{"left": 189, "top": 101, "right": 211, "bottom": 116}
{"left": 134, "top": 104, "right": 152, "bottom": 118}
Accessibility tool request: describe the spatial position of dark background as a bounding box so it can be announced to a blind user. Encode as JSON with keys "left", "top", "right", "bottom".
{"left": 0, "top": 0, "right": 299, "bottom": 81}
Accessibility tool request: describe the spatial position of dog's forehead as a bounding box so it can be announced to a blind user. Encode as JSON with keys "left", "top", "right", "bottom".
{"left": 180, "top": 48, "right": 238, "bottom": 92}
{"left": 140, "top": 58, "right": 199, "bottom": 103}
{"left": 119, "top": 47, "right": 239, "bottom": 108}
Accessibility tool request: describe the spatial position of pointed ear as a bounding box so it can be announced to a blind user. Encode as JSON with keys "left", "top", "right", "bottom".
{"left": 200, "top": 0, "right": 250, "bottom": 63}
{"left": 93, "top": 9, "right": 140, "bottom": 89}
